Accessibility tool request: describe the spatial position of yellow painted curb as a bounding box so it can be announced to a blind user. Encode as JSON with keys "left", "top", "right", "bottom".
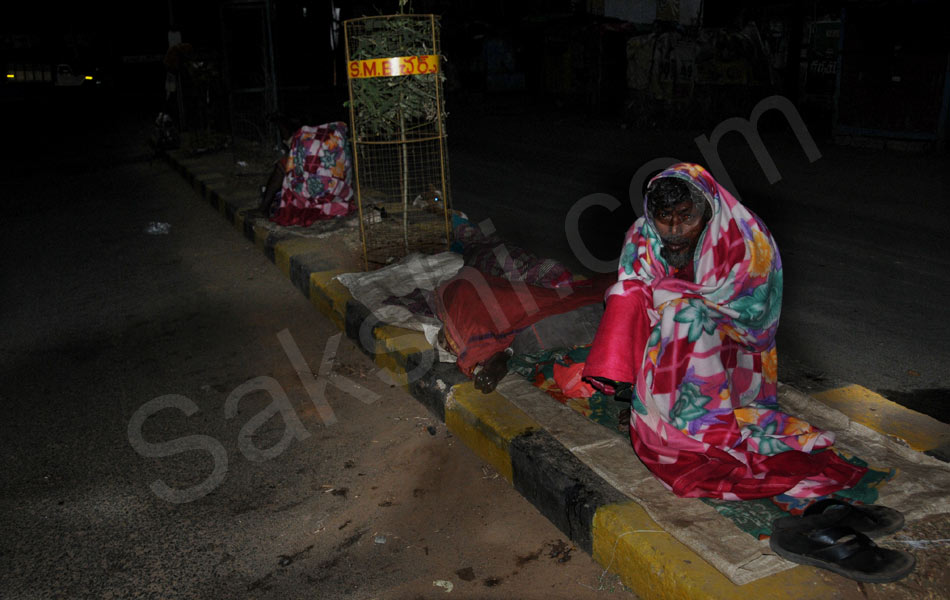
{"left": 592, "top": 503, "right": 839, "bottom": 600}
{"left": 373, "top": 352, "right": 409, "bottom": 389}
{"left": 445, "top": 383, "right": 538, "bottom": 483}
{"left": 254, "top": 225, "right": 271, "bottom": 250}
{"left": 273, "top": 238, "right": 329, "bottom": 277}
{"left": 374, "top": 325, "right": 431, "bottom": 365}
{"left": 371, "top": 325, "right": 432, "bottom": 389}
{"left": 233, "top": 210, "right": 246, "bottom": 235}
{"left": 216, "top": 192, "right": 229, "bottom": 217}
{"left": 207, "top": 186, "right": 225, "bottom": 213}
{"left": 253, "top": 224, "right": 270, "bottom": 250}
{"left": 813, "top": 384, "right": 950, "bottom": 453}
{"left": 308, "top": 270, "right": 349, "bottom": 331}
{"left": 374, "top": 325, "right": 431, "bottom": 354}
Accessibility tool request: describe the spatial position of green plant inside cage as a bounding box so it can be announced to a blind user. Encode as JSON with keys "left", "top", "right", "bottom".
{"left": 348, "top": 19, "right": 442, "bottom": 139}
{"left": 345, "top": 13, "right": 449, "bottom": 262}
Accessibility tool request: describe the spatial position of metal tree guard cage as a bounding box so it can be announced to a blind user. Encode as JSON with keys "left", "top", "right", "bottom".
{"left": 344, "top": 14, "right": 451, "bottom": 270}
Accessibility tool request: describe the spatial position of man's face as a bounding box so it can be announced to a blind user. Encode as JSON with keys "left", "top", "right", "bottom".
{"left": 652, "top": 199, "right": 708, "bottom": 269}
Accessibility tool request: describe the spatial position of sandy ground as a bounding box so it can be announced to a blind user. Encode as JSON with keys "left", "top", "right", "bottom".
{"left": 0, "top": 97, "right": 638, "bottom": 598}
{"left": 238, "top": 336, "right": 640, "bottom": 600}
{"left": 4, "top": 88, "right": 946, "bottom": 600}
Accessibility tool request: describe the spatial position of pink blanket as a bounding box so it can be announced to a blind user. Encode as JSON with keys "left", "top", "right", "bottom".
{"left": 583, "top": 163, "right": 865, "bottom": 500}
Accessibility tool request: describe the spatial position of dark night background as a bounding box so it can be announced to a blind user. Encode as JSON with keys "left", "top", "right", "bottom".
{"left": 3, "top": 2, "right": 950, "bottom": 598}
{"left": 3, "top": 1, "right": 949, "bottom": 412}
{"left": 5, "top": 0, "right": 948, "bottom": 137}
{"left": 3, "top": 0, "right": 950, "bottom": 414}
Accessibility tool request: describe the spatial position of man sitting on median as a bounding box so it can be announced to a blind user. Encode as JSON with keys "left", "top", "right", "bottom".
{"left": 582, "top": 162, "right": 866, "bottom": 500}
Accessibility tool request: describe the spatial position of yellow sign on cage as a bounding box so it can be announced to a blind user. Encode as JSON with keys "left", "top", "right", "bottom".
{"left": 347, "top": 55, "right": 440, "bottom": 79}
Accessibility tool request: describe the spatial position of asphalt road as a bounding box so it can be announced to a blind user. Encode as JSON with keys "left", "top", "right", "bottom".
{"left": 446, "top": 94, "right": 950, "bottom": 422}
{"left": 2, "top": 84, "right": 946, "bottom": 597}
{"left": 0, "top": 92, "right": 638, "bottom": 599}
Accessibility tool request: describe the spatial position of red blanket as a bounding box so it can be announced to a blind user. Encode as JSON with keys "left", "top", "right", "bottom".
{"left": 434, "top": 268, "right": 612, "bottom": 376}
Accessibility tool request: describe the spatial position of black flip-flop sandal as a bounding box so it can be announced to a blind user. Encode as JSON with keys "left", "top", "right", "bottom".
{"left": 770, "top": 524, "right": 916, "bottom": 583}
{"left": 773, "top": 498, "right": 905, "bottom": 539}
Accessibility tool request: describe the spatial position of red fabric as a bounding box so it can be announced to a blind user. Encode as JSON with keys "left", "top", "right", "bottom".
{"left": 434, "top": 268, "right": 612, "bottom": 377}
{"left": 584, "top": 262, "right": 693, "bottom": 394}
{"left": 553, "top": 362, "right": 595, "bottom": 398}
{"left": 630, "top": 420, "right": 867, "bottom": 499}
{"left": 583, "top": 289, "right": 651, "bottom": 392}
{"left": 577, "top": 162, "right": 866, "bottom": 500}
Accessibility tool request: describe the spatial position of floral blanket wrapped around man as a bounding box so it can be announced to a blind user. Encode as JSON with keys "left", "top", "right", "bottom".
{"left": 582, "top": 162, "right": 868, "bottom": 501}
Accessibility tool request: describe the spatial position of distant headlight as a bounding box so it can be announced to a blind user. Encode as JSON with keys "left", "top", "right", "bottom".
{"left": 5, "top": 73, "right": 14, "bottom": 79}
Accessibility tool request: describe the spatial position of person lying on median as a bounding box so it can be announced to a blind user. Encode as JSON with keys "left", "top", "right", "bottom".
{"left": 424, "top": 213, "right": 613, "bottom": 394}
{"left": 434, "top": 270, "right": 612, "bottom": 393}
{"left": 582, "top": 162, "right": 866, "bottom": 500}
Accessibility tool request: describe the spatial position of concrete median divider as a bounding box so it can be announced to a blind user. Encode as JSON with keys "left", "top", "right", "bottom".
{"left": 167, "top": 150, "right": 948, "bottom": 600}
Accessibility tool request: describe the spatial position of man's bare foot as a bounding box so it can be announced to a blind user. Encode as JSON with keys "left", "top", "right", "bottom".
{"left": 617, "top": 408, "right": 631, "bottom": 432}
{"left": 474, "top": 350, "right": 510, "bottom": 394}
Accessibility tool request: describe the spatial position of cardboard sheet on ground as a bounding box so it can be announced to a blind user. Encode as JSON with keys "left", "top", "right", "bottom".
{"left": 335, "top": 252, "right": 462, "bottom": 361}
{"left": 495, "top": 375, "right": 950, "bottom": 586}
